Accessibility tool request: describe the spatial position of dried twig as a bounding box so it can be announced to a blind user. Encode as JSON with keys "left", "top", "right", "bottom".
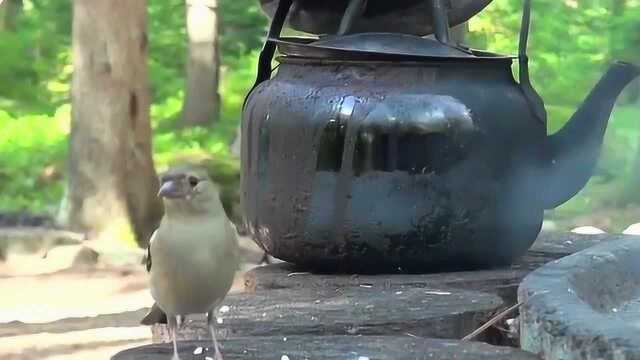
{"left": 461, "top": 300, "right": 524, "bottom": 341}
{"left": 287, "top": 272, "right": 311, "bottom": 277}
{"left": 461, "top": 291, "right": 547, "bottom": 341}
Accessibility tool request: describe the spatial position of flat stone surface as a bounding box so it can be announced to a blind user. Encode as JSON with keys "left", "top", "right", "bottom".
{"left": 243, "top": 232, "right": 622, "bottom": 303}
{"left": 519, "top": 235, "right": 640, "bottom": 360}
{"left": 150, "top": 233, "right": 615, "bottom": 343}
{"left": 112, "top": 336, "right": 540, "bottom": 360}
{"left": 143, "top": 232, "right": 622, "bottom": 356}
{"left": 152, "top": 286, "right": 502, "bottom": 342}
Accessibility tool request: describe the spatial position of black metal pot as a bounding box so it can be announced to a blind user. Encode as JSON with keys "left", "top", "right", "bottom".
{"left": 240, "top": 0, "right": 640, "bottom": 273}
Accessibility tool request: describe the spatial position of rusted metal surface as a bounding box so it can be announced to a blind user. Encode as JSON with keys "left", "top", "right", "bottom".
{"left": 242, "top": 0, "right": 640, "bottom": 272}
{"left": 242, "top": 59, "right": 546, "bottom": 272}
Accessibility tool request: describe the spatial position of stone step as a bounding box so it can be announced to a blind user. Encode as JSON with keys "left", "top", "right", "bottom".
{"left": 113, "top": 336, "right": 539, "bottom": 360}
{"left": 133, "top": 233, "right": 626, "bottom": 358}
{"left": 151, "top": 232, "right": 617, "bottom": 344}
{"left": 519, "top": 236, "right": 640, "bottom": 359}
{"left": 150, "top": 285, "right": 503, "bottom": 343}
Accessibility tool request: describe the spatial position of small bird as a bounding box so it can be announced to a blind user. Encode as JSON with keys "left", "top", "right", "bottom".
{"left": 141, "top": 165, "right": 239, "bottom": 360}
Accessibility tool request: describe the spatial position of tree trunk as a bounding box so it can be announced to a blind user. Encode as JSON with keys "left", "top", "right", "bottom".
{"left": 180, "top": 0, "right": 221, "bottom": 127}
{"left": 0, "top": 0, "right": 22, "bottom": 31}
{"left": 64, "top": 0, "right": 163, "bottom": 247}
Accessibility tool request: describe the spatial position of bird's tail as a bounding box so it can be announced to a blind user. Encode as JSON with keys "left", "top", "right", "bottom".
{"left": 140, "top": 302, "right": 167, "bottom": 325}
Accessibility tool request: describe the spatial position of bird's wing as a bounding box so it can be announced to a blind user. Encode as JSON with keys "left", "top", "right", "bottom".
{"left": 224, "top": 218, "right": 240, "bottom": 266}
{"left": 146, "top": 229, "right": 158, "bottom": 272}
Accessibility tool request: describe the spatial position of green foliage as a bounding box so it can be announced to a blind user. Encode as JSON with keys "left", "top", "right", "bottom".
{"left": 0, "top": 107, "right": 68, "bottom": 212}
{"left": 469, "top": 0, "right": 639, "bottom": 108}
{"left": 0, "top": 0, "right": 263, "bottom": 214}
{"left": 469, "top": 1, "right": 640, "bottom": 228}
{"left": 0, "top": 0, "right": 71, "bottom": 112}
{"left": 219, "top": 0, "right": 268, "bottom": 61}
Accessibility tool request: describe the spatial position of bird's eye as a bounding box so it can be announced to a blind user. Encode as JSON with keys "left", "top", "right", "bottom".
{"left": 188, "top": 176, "right": 199, "bottom": 187}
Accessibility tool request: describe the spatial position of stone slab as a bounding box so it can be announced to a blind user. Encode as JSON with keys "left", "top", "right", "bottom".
{"left": 142, "top": 232, "right": 626, "bottom": 357}
{"left": 113, "top": 336, "right": 540, "bottom": 360}
{"left": 150, "top": 232, "right": 623, "bottom": 344}
{"left": 152, "top": 285, "right": 502, "bottom": 342}
{"left": 519, "top": 236, "right": 640, "bottom": 359}
{"left": 243, "top": 232, "right": 624, "bottom": 303}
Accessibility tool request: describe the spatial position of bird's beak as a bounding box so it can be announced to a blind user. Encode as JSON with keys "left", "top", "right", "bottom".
{"left": 157, "top": 180, "right": 183, "bottom": 199}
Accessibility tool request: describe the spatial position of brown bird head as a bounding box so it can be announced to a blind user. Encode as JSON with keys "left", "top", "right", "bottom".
{"left": 157, "top": 164, "right": 221, "bottom": 215}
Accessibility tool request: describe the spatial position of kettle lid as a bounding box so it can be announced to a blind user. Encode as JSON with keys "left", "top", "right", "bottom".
{"left": 311, "top": 32, "right": 474, "bottom": 58}
{"left": 274, "top": 32, "right": 513, "bottom": 61}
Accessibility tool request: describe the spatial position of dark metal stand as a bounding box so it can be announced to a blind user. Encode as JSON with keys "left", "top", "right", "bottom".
{"left": 337, "top": 0, "right": 368, "bottom": 35}
{"left": 431, "top": 0, "right": 451, "bottom": 45}
{"left": 518, "top": 0, "right": 547, "bottom": 124}
{"left": 243, "top": 0, "right": 293, "bottom": 109}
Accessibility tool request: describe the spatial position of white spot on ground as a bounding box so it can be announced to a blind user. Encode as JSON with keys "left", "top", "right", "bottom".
{"left": 424, "top": 291, "right": 451, "bottom": 295}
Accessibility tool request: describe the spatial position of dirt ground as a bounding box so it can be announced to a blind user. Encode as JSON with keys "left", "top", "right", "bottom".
{"left": 0, "top": 231, "right": 255, "bottom": 360}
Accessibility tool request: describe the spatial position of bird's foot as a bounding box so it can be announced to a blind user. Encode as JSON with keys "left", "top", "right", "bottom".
{"left": 171, "top": 353, "right": 181, "bottom": 360}
{"left": 213, "top": 349, "right": 224, "bottom": 360}
{"left": 178, "top": 318, "right": 188, "bottom": 331}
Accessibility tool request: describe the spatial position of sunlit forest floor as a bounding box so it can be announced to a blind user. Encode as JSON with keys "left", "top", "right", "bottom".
{"left": 0, "top": 264, "right": 152, "bottom": 360}
{"left": 0, "top": 232, "right": 259, "bottom": 360}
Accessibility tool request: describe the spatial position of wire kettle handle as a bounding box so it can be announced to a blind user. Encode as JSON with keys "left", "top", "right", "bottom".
{"left": 243, "top": 0, "right": 293, "bottom": 110}
{"left": 518, "top": 0, "right": 547, "bottom": 124}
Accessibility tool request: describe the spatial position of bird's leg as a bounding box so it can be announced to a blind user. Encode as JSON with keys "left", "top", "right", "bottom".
{"left": 168, "top": 315, "right": 181, "bottom": 360}
{"left": 207, "top": 310, "right": 223, "bottom": 360}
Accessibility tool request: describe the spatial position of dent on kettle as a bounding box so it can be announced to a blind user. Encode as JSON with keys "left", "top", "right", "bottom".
{"left": 316, "top": 94, "right": 475, "bottom": 176}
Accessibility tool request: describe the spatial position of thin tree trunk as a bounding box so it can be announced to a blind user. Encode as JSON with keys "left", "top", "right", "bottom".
{"left": 0, "top": 0, "right": 22, "bottom": 31}
{"left": 63, "top": 0, "right": 163, "bottom": 247}
{"left": 180, "top": 0, "right": 221, "bottom": 127}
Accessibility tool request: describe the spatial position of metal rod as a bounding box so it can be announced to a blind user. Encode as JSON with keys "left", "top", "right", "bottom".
{"left": 337, "top": 0, "right": 367, "bottom": 35}
{"left": 431, "top": 0, "right": 451, "bottom": 45}
{"left": 518, "top": 0, "right": 532, "bottom": 86}
{"left": 517, "top": 0, "right": 547, "bottom": 124}
{"left": 243, "top": 0, "right": 293, "bottom": 110}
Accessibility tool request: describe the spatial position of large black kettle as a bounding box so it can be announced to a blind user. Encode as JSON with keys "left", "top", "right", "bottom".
{"left": 240, "top": 0, "right": 640, "bottom": 273}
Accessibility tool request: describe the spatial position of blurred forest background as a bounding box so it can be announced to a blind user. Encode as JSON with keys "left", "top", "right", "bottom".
{"left": 0, "top": 0, "right": 639, "bottom": 247}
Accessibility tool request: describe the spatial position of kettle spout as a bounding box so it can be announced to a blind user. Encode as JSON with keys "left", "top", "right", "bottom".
{"left": 541, "top": 61, "right": 640, "bottom": 209}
